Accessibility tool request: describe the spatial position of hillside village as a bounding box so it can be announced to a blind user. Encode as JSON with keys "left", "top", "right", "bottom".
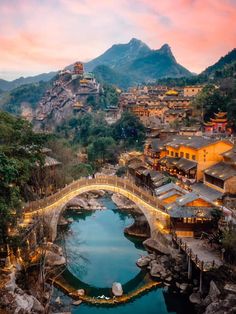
{"left": 0, "top": 43, "right": 236, "bottom": 313}
{"left": 31, "top": 63, "right": 100, "bottom": 131}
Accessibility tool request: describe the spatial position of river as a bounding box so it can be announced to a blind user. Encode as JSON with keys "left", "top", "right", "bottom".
{"left": 52, "top": 195, "right": 195, "bottom": 314}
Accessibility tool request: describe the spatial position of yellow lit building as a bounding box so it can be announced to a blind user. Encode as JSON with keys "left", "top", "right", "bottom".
{"left": 164, "top": 137, "right": 233, "bottom": 181}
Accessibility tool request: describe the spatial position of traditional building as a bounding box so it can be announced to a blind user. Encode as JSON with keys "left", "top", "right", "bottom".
{"left": 162, "top": 136, "right": 233, "bottom": 182}
{"left": 144, "top": 139, "right": 168, "bottom": 169}
{"left": 204, "top": 112, "right": 230, "bottom": 134}
{"left": 204, "top": 146, "right": 236, "bottom": 194}
{"left": 184, "top": 85, "right": 203, "bottom": 97}
{"left": 155, "top": 183, "right": 215, "bottom": 237}
{"left": 74, "top": 62, "right": 84, "bottom": 75}
{"left": 146, "top": 136, "right": 233, "bottom": 184}
{"left": 179, "top": 126, "right": 202, "bottom": 137}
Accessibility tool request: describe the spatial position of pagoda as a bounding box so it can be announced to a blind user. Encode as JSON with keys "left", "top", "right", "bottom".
{"left": 204, "top": 112, "right": 229, "bottom": 134}
{"left": 74, "top": 62, "right": 84, "bottom": 75}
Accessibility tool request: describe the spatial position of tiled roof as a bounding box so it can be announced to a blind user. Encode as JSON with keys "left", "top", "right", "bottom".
{"left": 192, "top": 182, "right": 223, "bottom": 201}
{"left": 204, "top": 162, "right": 236, "bottom": 181}
{"left": 166, "top": 136, "right": 225, "bottom": 150}
{"left": 167, "top": 205, "right": 213, "bottom": 218}
{"left": 222, "top": 146, "right": 236, "bottom": 162}
{"left": 155, "top": 182, "right": 185, "bottom": 196}
{"left": 175, "top": 158, "right": 197, "bottom": 172}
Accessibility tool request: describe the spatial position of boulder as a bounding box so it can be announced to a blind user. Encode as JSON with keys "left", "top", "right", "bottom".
{"left": 5, "top": 271, "right": 17, "bottom": 292}
{"left": 14, "top": 293, "right": 35, "bottom": 313}
{"left": 73, "top": 300, "right": 83, "bottom": 306}
{"left": 224, "top": 283, "right": 236, "bottom": 295}
{"left": 189, "top": 292, "right": 201, "bottom": 304}
{"left": 203, "top": 280, "right": 221, "bottom": 306}
{"left": 150, "top": 263, "right": 165, "bottom": 278}
{"left": 179, "top": 283, "right": 189, "bottom": 292}
{"left": 136, "top": 256, "right": 151, "bottom": 267}
{"left": 32, "top": 298, "right": 45, "bottom": 313}
{"left": 45, "top": 251, "right": 66, "bottom": 266}
{"left": 112, "top": 282, "right": 123, "bottom": 297}
{"left": 55, "top": 296, "right": 62, "bottom": 304}
{"left": 58, "top": 216, "right": 69, "bottom": 226}
{"left": 76, "top": 289, "right": 85, "bottom": 296}
{"left": 165, "top": 276, "right": 172, "bottom": 283}
{"left": 67, "top": 197, "right": 88, "bottom": 209}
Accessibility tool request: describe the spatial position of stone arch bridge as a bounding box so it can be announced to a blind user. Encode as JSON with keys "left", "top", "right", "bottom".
{"left": 23, "top": 176, "right": 170, "bottom": 243}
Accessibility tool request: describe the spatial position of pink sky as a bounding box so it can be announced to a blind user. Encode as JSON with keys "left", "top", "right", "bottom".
{"left": 0, "top": 0, "right": 235, "bottom": 80}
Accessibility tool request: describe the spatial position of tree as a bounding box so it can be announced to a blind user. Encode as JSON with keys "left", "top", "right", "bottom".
{"left": 87, "top": 136, "right": 117, "bottom": 164}
{"left": 0, "top": 111, "right": 46, "bottom": 245}
{"left": 70, "top": 163, "right": 94, "bottom": 179}
{"left": 222, "top": 228, "right": 236, "bottom": 264}
{"left": 112, "top": 111, "right": 146, "bottom": 150}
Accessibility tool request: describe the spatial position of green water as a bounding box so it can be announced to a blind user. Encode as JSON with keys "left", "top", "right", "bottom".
{"left": 53, "top": 195, "right": 194, "bottom": 314}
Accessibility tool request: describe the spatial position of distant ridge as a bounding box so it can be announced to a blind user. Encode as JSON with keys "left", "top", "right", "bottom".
{"left": 0, "top": 72, "right": 57, "bottom": 91}
{"left": 201, "top": 48, "right": 236, "bottom": 77}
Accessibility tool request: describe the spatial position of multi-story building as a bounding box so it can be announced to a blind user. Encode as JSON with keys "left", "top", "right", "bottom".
{"left": 204, "top": 146, "right": 236, "bottom": 194}
{"left": 183, "top": 85, "right": 203, "bottom": 97}
{"left": 145, "top": 136, "right": 233, "bottom": 183}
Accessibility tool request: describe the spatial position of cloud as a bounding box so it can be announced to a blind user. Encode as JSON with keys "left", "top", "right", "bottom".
{"left": 0, "top": 0, "right": 235, "bottom": 79}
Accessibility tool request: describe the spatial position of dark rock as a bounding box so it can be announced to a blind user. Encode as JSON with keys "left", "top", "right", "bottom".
{"left": 189, "top": 292, "right": 201, "bottom": 304}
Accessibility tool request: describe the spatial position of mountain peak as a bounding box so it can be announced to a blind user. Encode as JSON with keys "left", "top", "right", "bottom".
{"left": 129, "top": 38, "right": 142, "bottom": 44}
{"left": 160, "top": 43, "right": 171, "bottom": 51}
{"left": 158, "top": 43, "right": 175, "bottom": 60}
{"left": 128, "top": 38, "right": 150, "bottom": 49}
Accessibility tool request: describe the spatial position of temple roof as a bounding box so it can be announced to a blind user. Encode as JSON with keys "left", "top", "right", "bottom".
{"left": 214, "top": 112, "right": 227, "bottom": 118}
{"left": 210, "top": 118, "right": 227, "bottom": 123}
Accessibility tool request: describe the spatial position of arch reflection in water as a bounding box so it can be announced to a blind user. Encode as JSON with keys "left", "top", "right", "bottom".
{"left": 54, "top": 195, "right": 195, "bottom": 313}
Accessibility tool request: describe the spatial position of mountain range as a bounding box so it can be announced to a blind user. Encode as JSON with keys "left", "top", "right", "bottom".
{"left": 0, "top": 39, "right": 235, "bottom": 91}
{"left": 0, "top": 72, "right": 56, "bottom": 92}
{"left": 85, "top": 39, "right": 192, "bottom": 87}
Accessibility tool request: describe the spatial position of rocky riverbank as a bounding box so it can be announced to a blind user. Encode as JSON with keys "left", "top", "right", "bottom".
{"left": 0, "top": 243, "right": 67, "bottom": 314}
{"left": 136, "top": 250, "right": 236, "bottom": 314}
{"left": 66, "top": 190, "right": 107, "bottom": 211}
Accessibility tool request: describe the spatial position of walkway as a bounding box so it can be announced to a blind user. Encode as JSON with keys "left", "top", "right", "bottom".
{"left": 23, "top": 176, "right": 171, "bottom": 240}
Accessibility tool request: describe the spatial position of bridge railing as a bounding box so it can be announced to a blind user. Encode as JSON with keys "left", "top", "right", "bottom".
{"left": 24, "top": 176, "right": 166, "bottom": 214}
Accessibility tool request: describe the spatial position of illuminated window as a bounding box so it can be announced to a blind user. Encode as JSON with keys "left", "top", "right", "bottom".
{"left": 186, "top": 153, "right": 190, "bottom": 159}
{"left": 171, "top": 151, "right": 174, "bottom": 157}
{"left": 180, "top": 152, "right": 184, "bottom": 157}
{"left": 175, "top": 152, "right": 179, "bottom": 157}
{"left": 192, "top": 155, "right": 196, "bottom": 160}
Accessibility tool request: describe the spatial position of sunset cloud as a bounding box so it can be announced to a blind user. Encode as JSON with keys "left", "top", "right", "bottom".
{"left": 0, "top": 0, "right": 235, "bottom": 80}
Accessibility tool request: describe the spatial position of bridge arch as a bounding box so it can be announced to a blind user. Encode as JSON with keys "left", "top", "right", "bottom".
{"left": 24, "top": 176, "right": 170, "bottom": 241}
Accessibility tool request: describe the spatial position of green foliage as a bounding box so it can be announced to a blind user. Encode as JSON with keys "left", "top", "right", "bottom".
{"left": 222, "top": 228, "right": 236, "bottom": 264}
{"left": 70, "top": 163, "right": 94, "bottom": 179}
{"left": 83, "top": 84, "right": 120, "bottom": 110}
{"left": 116, "top": 166, "right": 127, "bottom": 177}
{"left": 0, "top": 81, "right": 50, "bottom": 115}
{"left": 56, "top": 111, "right": 146, "bottom": 164}
{"left": 0, "top": 111, "right": 46, "bottom": 243}
{"left": 191, "top": 81, "right": 236, "bottom": 126}
{"left": 112, "top": 111, "right": 146, "bottom": 150}
{"left": 202, "top": 48, "right": 236, "bottom": 77}
{"left": 87, "top": 136, "right": 117, "bottom": 163}
{"left": 93, "top": 65, "right": 132, "bottom": 89}
{"left": 98, "top": 84, "right": 119, "bottom": 109}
